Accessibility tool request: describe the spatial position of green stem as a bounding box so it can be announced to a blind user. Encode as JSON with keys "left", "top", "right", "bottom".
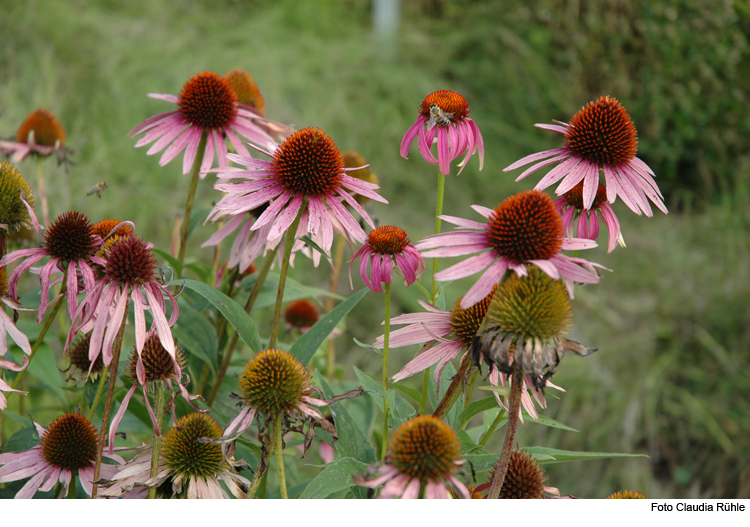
{"left": 422, "top": 168, "right": 446, "bottom": 410}
{"left": 479, "top": 409, "right": 506, "bottom": 448}
{"left": 273, "top": 413, "right": 288, "bottom": 499}
{"left": 487, "top": 369, "right": 522, "bottom": 499}
{"left": 463, "top": 370, "right": 479, "bottom": 412}
{"left": 176, "top": 130, "right": 208, "bottom": 274}
{"left": 148, "top": 381, "right": 169, "bottom": 499}
{"left": 91, "top": 305, "right": 129, "bottom": 498}
{"left": 268, "top": 203, "right": 306, "bottom": 350}
{"left": 432, "top": 351, "right": 471, "bottom": 420}
{"left": 85, "top": 366, "right": 109, "bottom": 422}
{"left": 36, "top": 156, "right": 49, "bottom": 227}
{"left": 380, "top": 282, "right": 391, "bottom": 458}
{"left": 11, "top": 276, "right": 68, "bottom": 389}
{"left": 245, "top": 460, "right": 267, "bottom": 499}
{"left": 68, "top": 472, "right": 77, "bottom": 499}
{"left": 419, "top": 370, "right": 430, "bottom": 415}
{"left": 326, "top": 234, "right": 346, "bottom": 381}
{"left": 207, "top": 245, "right": 279, "bottom": 407}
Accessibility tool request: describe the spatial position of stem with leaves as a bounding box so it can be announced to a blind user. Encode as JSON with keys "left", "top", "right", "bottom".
{"left": 91, "top": 305, "right": 129, "bottom": 498}
{"left": 207, "top": 245, "right": 279, "bottom": 406}
{"left": 176, "top": 130, "right": 208, "bottom": 274}
{"left": 268, "top": 203, "right": 306, "bottom": 349}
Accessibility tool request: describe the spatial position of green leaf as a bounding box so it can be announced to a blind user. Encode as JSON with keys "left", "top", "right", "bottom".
{"left": 26, "top": 343, "right": 66, "bottom": 402}
{"left": 317, "top": 372, "right": 376, "bottom": 465}
{"left": 523, "top": 446, "right": 649, "bottom": 464}
{"left": 186, "top": 207, "right": 211, "bottom": 240}
{"left": 153, "top": 248, "right": 183, "bottom": 276}
{"left": 290, "top": 289, "right": 368, "bottom": 366}
{"left": 296, "top": 235, "right": 332, "bottom": 262}
{"left": 528, "top": 414, "right": 579, "bottom": 432}
{"left": 299, "top": 457, "right": 369, "bottom": 499}
{"left": 477, "top": 385, "right": 511, "bottom": 397}
{"left": 388, "top": 382, "right": 422, "bottom": 407}
{"left": 458, "top": 396, "right": 498, "bottom": 429}
{"left": 240, "top": 272, "right": 343, "bottom": 310}
{"left": 2, "top": 426, "right": 38, "bottom": 453}
{"left": 353, "top": 367, "right": 417, "bottom": 428}
{"left": 172, "top": 298, "right": 219, "bottom": 374}
{"left": 184, "top": 262, "right": 212, "bottom": 283}
{"left": 175, "top": 279, "right": 261, "bottom": 353}
{"left": 352, "top": 337, "right": 382, "bottom": 358}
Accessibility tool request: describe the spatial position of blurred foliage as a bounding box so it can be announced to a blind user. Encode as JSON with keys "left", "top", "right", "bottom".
{"left": 408, "top": 0, "right": 750, "bottom": 203}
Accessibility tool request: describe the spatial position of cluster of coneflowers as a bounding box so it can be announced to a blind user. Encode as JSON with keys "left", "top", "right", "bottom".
{"left": 0, "top": 65, "right": 664, "bottom": 499}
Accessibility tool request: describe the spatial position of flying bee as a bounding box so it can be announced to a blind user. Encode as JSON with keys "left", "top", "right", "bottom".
{"left": 427, "top": 103, "right": 453, "bottom": 129}
{"left": 86, "top": 181, "right": 108, "bottom": 198}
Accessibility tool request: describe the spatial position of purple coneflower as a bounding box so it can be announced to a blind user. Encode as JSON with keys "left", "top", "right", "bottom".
{"left": 503, "top": 96, "right": 667, "bottom": 216}
{"left": 554, "top": 181, "right": 623, "bottom": 253}
{"left": 208, "top": 127, "right": 387, "bottom": 253}
{"left": 129, "top": 71, "right": 278, "bottom": 176}
{"left": 0, "top": 207, "right": 100, "bottom": 323}
{"left": 0, "top": 412, "right": 122, "bottom": 498}
{"left": 400, "top": 90, "right": 484, "bottom": 176}
{"left": 356, "top": 415, "right": 470, "bottom": 499}
{"left": 65, "top": 235, "right": 178, "bottom": 373}
{"left": 222, "top": 348, "right": 335, "bottom": 441}
{"left": 416, "top": 190, "right": 604, "bottom": 309}
{"left": 378, "top": 286, "right": 560, "bottom": 420}
{"left": 99, "top": 413, "right": 250, "bottom": 499}
{"left": 284, "top": 299, "right": 320, "bottom": 333}
{"left": 0, "top": 109, "right": 70, "bottom": 164}
{"left": 224, "top": 68, "right": 293, "bottom": 141}
{"left": 349, "top": 226, "right": 425, "bottom": 294}
{"left": 108, "top": 333, "right": 201, "bottom": 455}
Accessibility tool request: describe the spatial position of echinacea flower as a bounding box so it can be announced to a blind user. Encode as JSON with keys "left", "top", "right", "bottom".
{"left": 474, "top": 448, "right": 560, "bottom": 499}
{"left": 129, "top": 71, "right": 281, "bottom": 176}
{"left": 0, "top": 109, "right": 70, "bottom": 164}
{"left": 0, "top": 160, "right": 36, "bottom": 234}
{"left": 208, "top": 127, "right": 387, "bottom": 254}
{"left": 284, "top": 299, "right": 320, "bottom": 333}
{"left": 472, "top": 267, "right": 596, "bottom": 390}
{"left": 379, "top": 285, "right": 559, "bottom": 420}
{"left": 504, "top": 96, "right": 667, "bottom": 216}
{"left": 108, "top": 333, "right": 201, "bottom": 456}
{"left": 224, "top": 68, "right": 293, "bottom": 141}
{"left": 349, "top": 226, "right": 425, "bottom": 293}
{"left": 400, "top": 90, "right": 484, "bottom": 176}
{"left": 356, "top": 415, "right": 470, "bottom": 499}
{"left": 416, "top": 190, "right": 603, "bottom": 309}
{"left": 99, "top": 413, "right": 250, "bottom": 499}
{"left": 0, "top": 207, "right": 100, "bottom": 323}
{"left": 222, "top": 348, "right": 336, "bottom": 443}
{"left": 554, "top": 181, "right": 623, "bottom": 253}
{"left": 0, "top": 412, "right": 122, "bottom": 498}
{"left": 64, "top": 332, "right": 105, "bottom": 383}
{"left": 65, "top": 235, "right": 178, "bottom": 373}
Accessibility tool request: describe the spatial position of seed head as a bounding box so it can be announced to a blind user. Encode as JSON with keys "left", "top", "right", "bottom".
{"left": 162, "top": 413, "right": 224, "bottom": 479}
{"left": 43, "top": 212, "right": 98, "bottom": 264}
{"left": 284, "top": 299, "right": 320, "bottom": 329}
{"left": 178, "top": 71, "right": 238, "bottom": 130}
{"left": 92, "top": 219, "right": 132, "bottom": 240}
{"left": 40, "top": 413, "right": 99, "bottom": 471}
{"left": 449, "top": 284, "right": 497, "bottom": 347}
{"left": 486, "top": 190, "right": 563, "bottom": 263}
{"left": 68, "top": 332, "right": 104, "bottom": 376}
{"left": 225, "top": 69, "right": 265, "bottom": 115}
{"left": 104, "top": 236, "right": 158, "bottom": 286}
{"left": 128, "top": 334, "right": 185, "bottom": 384}
{"left": 387, "top": 416, "right": 462, "bottom": 482}
{"left": 0, "top": 161, "right": 35, "bottom": 231}
{"left": 419, "top": 90, "right": 470, "bottom": 123}
{"left": 492, "top": 449, "right": 547, "bottom": 499}
{"left": 239, "top": 349, "right": 312, "bottom": 415}
{"left": 565, "top": 96, "right": 638, "bottom": 167}
{"left": 15, "top": 109, "right": 66, "bottom": 147}
{"left": 272, "top": 128, "right": 344, "bottom": 198}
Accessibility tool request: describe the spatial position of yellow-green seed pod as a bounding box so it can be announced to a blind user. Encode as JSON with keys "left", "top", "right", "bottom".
{"left": 0, "top": 161, "right": 36, "bottom": 232}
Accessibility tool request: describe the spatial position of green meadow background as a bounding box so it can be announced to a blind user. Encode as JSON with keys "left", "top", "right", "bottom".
{"left": 1, "top": 0, "right": 749, "bottom": 498}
